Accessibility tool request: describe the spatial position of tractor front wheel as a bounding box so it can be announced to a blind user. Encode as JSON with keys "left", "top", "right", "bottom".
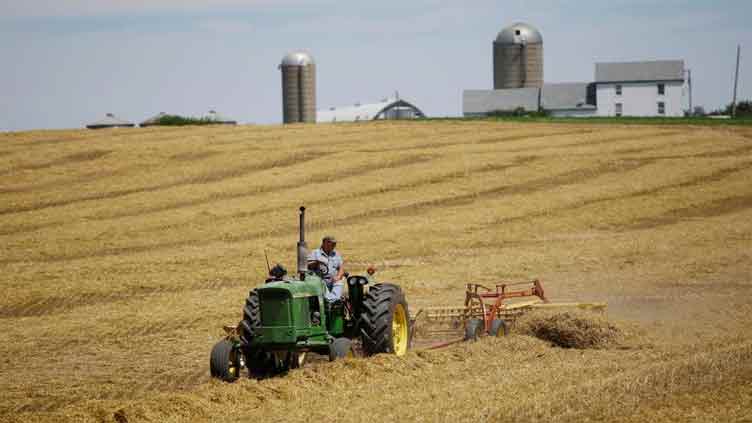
{"left": 210, "top": 340, "right": 241, "bottom": 382}
{"left": 361, "top": 283, "right": 410, "bottom": 356}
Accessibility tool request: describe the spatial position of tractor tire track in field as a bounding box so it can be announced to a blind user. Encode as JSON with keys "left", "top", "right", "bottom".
{"left": 287, "top": 158, "right": 658, "bottom": 231}
{"left": 619, "top": 143, "right": 752, "bottom": 161}
{"left": 501, "top": 130, "right": 686, "bottom": 154}
{"left": 0, "top": 150, "right": 111, "bottom": 177}
{"left": 83, "top": 154, "right": 437, "bottom": 222}
{"left": 486, "top": 160, "right": 752, "bottom": 229}
{"left": 0, "top": 278, "right": 244, "bottom": 319}
{"left": 122, "top": 157, "right": 539, "bottom": 235}
{"left": 0, "top": 153, "right": 323, "bottom": 216}
{"left": 0, "top": 159, "right": 656, "bottom": 265}
{"left": 624, "top": 193, "right": 752, "bottom": 230}
{"left": 14, "top": 126, "right": 246, "bottom": 148}
{"left": 3, "top": 153, "right": 747, "bottom": 266}
{"left": 3, "top": 155, "right": 747, "bottom": 266}
{"left": 0, "top": 165, "right": 145, "bottom": 196}
{"left": 356, "top": 129, "right": 593, "bottom": 152}
{"left": 169, "top": 150, "right": 221, "bottom": 162}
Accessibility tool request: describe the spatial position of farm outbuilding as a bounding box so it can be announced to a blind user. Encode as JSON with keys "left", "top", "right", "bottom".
{"left": 541, "top": 82, "right": 597, "bottom": 117}
{"left": 463, "top": 21, "right": 688, "bottom": 118}
{"left": 464, "top": 83, "right": 597, "bottom": 117}
{"left": 317, "top": 97, "right": 425, "bottom": 123}
{"left": 202, "top": 110, "right": 237, "bottom": 125}
{"left": 463, "top": 88, "right": 540, "bottom": 116}
{"left": 595, "top": 60, "right": 686, "bottom": 117}
{"left": 85, "top": 113, "right": 135, "bottom": 129}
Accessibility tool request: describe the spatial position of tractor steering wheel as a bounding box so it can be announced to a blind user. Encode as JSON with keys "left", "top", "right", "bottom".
{"left": 308, "top": 261, "right": 329, "bottom": 277}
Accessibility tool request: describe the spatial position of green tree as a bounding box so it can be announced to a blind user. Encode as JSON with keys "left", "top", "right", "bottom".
{"left": 724, "top": 100, "right": 752, "bottom": 117}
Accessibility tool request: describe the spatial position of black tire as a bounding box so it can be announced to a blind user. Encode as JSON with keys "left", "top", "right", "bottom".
{"left": 489, "top": 319, "right": 509, "bottom": 337}
{"left": 245, "top": 348, "right": 273, "bottom": 378}
{"left": 464, "top": 318, "right": 484, "bottom": 342}
{"left": 329, "top": 338, "right": 353, "bottom": 361}
{"left": 210, "top": 340, "right": 240, "bottom": 382}
{"left": 239, "top": 289, "right": 261, "bottom": 345}
{"left": 360, "top": 283, "right": 411, "bottom": 356}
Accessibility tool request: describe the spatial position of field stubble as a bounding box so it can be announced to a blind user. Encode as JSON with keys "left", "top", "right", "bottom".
{"left": 0, "top": 121, "right": 751, "bottom": 422}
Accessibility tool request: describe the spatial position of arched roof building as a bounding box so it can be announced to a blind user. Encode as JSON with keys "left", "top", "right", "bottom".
{"left": 316, "top": 97, "right": 425, "bottom": 123}
{"left": 86, "top": 113, "right": 135, "bottom": 130}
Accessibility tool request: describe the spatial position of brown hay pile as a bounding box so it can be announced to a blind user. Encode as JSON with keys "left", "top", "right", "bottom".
{"left": 515, "top": 310, "right": 622, "bottom": 349}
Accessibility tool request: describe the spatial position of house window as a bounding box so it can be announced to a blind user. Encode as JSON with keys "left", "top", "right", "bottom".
{"left": 658, "top": 83, "right": 665, "bottom": 95}
{"left": 615, "top": 84, "right": 622, "bottom": 96}
{"left": 657, "top": 102, "right": 666, "bottom": 115}
{"left": 615, "top": 103, "right": 623, "bottom": 117}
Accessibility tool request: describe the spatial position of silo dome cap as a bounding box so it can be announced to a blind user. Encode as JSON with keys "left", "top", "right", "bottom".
{"left": 495, "top": 22, "right": 543, "bottom": 44}
{"left": 281, "top": 51, "right": 315, "bottom": 66}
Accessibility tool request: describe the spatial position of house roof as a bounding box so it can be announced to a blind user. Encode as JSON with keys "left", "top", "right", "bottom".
{"left": 463, "top": 88, "right": 540, "bottom": 114}
{"left": 316, "top": 97, "right": 425, "bottom": 123}
{"left": 541, "top": 83, "right": 596, "bottom": 110}
{"left": 86, "top": 113, "right": 135, "bottom": 129}
{"left": 595, "top": 60, "right": 685, "bottom": 83}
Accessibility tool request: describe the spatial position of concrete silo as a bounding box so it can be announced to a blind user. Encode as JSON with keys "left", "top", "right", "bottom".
{"left": 279, "top": 51, "right": 316, "bottom": 124}
{"left": 493, "top": 22, "right": 543, "bottom": 89}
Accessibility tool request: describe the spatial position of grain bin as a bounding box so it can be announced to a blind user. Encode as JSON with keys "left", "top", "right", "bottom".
{"left": 279, "top": 51, "right": 316, "bottom": 124}
{"left": 493, "top": 22, "right": 543, "bottom": 89}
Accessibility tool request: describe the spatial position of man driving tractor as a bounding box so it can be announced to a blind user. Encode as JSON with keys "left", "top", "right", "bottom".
{"left": 307, "top": 235, "right": 344, "bottom": 302}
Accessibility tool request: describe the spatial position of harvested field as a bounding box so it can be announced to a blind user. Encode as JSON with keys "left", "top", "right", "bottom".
{"left": 0, "top": 120, "right": 751, "bottom": 422}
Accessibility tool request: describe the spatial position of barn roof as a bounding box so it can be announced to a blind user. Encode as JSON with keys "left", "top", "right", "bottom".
{"left": 463, "top": 88, "right": 540, "bottom": 115}
{"left": 317, "top": 97, "right": 425, "bottom": 123}
{"left": 541, "top": 83, "right": 596, "bottom": 111}
{"left": 86, "top": 113, "right": 135, "bottom": 129}
{"left": 595, "top": 60, "right": 685, "bottom": 83}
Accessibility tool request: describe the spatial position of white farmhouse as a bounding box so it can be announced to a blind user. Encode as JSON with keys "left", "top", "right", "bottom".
{"left": 595, "top": 60, "right": 686, "bottom": 117}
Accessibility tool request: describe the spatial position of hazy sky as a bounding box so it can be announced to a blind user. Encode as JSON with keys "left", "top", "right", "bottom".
{"left": 1, "top": 0, "right": 750, "bottom": 131}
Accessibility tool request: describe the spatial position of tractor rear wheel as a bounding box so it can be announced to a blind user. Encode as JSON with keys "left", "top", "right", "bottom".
{"left": 210, "top": 340, "right": 240, "bottom": 382}
{"left": 360, "top": 283, "right": 410, "bottom": 356}
{"left": 489, "top": 319, "right": 509, "bottom": 337}
{"left": 464, "top": 318, "right": 484, "bottom": 341}
{"left": 239, "top": 289, "right": 261, "bottom": 345}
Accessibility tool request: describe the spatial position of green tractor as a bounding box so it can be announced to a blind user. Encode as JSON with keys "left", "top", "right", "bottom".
{"left": 210, "top": 207, "right": 411, "bottom": 381}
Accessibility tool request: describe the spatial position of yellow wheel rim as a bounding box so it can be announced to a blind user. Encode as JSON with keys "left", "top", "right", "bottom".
{"left": 392, "top": 304, "right": 409, "bottom": 356}
{"left": 228, "top": 349, "right": 238, "bottom": 378}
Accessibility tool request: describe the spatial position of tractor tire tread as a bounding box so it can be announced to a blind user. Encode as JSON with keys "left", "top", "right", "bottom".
{"left": 360, "top": 283, "right": 409, "bottom": 356}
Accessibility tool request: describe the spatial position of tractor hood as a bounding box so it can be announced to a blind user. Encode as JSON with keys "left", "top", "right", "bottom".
{"left": 258, "top": 272, "right": 325, "bottom": 298}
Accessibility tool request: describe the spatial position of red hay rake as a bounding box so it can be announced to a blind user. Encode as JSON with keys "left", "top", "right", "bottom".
{"left": 410, "top": 279, "right": 605, "bottom": 350}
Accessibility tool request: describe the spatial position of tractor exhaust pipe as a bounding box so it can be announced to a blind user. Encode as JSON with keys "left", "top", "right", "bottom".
{"left": 297, "top": 206, "right": 308, "bottom": 280}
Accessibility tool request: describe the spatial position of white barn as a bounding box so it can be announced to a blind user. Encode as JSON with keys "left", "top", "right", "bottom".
{"left": 317, "top": 97, "right": 425, "bottom": 123}
{"left": 595, "top": 60, "right": 686, "bottom": 117}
